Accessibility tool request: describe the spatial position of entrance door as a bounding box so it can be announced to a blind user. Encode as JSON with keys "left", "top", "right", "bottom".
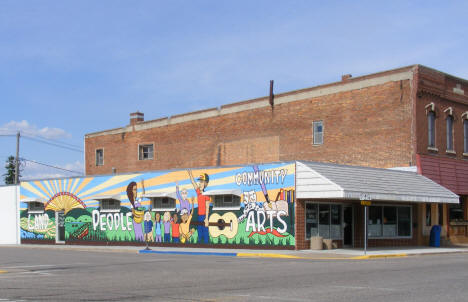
{"left": 56, "top": 211, "right": 65, "bottom": 244}
{"left": 343, "top": 206, "right": 353, "bottom": 247}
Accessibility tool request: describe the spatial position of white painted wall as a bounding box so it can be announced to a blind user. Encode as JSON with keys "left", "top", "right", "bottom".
{"left": 0, "top": 185, "right": 20, "bottom": 244}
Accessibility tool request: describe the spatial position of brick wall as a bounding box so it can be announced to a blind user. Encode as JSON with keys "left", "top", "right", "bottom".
{"left": 415, "top": 66, "right": 468, "bottom": 160}
{"left": 85, "top": 76, "right": 414, "bottom": 175}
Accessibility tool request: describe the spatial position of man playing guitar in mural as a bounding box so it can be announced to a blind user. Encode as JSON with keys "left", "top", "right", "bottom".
{"left": 188, "top": 170, "right": 211, "bottom": 244}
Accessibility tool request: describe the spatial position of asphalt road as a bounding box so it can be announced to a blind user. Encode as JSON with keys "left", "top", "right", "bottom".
{"left": 0, "top": 246, "right": 467, "bottom": 302}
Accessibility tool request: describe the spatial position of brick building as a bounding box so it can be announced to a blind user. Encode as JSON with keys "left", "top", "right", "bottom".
{"left": 84, "top": 64, "right": 468, "bottom": 247}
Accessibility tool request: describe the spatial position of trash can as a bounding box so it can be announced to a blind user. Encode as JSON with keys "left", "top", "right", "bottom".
{"left": 429, "top": 225, "right": 441, "bottom": 247}
{"left": 310, "top": 236, "right": 323, "bottom": 250}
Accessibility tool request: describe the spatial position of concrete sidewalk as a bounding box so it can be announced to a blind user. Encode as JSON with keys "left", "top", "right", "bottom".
{"left": 3, "top": 243, "right": 468, "bottom": 260}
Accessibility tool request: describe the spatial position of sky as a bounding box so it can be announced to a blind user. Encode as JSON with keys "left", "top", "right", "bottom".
{"left": 1, "top": 1, "right": 468, "bottom": 183}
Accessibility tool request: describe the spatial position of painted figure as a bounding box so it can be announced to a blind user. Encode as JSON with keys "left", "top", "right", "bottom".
{"left": 163, "top": 211, "right": 172, "bottom": 242}
{"left": 171, "top": 213, "right": 180, "bottom": 243}
{"left": 188, "top": 170, "right": 211, "bottom": 244}
{"left": 126, "top": 180, "right": 145, "bottom": 241}
{"left": 143, "top": 211, "right": 154, "bottom": 242}
{"left": 175, "top": 181, "right": 191, "bottom": 214}
{"left": 154, "top": 212, "right": 163, "bottom": 243}
{"left": 179, "top": 198, "right": 195, "bottom": 243}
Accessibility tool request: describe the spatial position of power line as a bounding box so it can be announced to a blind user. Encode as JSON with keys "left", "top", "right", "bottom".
{"left": 21, "top": 133, "right": 83, "bottom": 149}
{"left": 22, "top": 135, "right": 84, "bottom": 153}
{"left": 20, "top": 157, "right": 84, "bottom": 175}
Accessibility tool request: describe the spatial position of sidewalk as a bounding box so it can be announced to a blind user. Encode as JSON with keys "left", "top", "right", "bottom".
{"left": 5, "top": 244, "right": 468, "bottom": 260}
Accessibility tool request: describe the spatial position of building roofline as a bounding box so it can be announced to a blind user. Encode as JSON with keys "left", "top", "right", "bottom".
{"left": 86, "top": 65, "right": 421, "bottom": 138}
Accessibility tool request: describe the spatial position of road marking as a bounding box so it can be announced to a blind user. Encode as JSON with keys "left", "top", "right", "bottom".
{"left": 235, "top": 294, "right": 309, "bottom": 301}
{"left": 2, "top": 264, "right": 56, "bottom": 269}
{"left": 332, "top": 285, "right": 396, "bottom": 291}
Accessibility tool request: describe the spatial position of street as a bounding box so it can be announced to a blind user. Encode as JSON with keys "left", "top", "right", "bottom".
{"left": 0, "top": 246, "right": 467, "bottom": 302}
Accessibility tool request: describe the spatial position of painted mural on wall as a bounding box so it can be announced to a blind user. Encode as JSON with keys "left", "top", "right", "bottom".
{"left": 20, "top": 162, "right": 295, "bottom": 247}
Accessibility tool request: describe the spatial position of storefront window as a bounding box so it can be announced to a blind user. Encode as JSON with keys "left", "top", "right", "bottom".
{"left": 319, "top": 204, "right": 330, "bottom": 239}
{"left": 331, "top": 205, "right": 341, "bottom": 238}
{"left": 397, "top": 207, "right": 411, "bottom": 236}
{"left": 438, "top": 204, "right": 443, "bottom": 225}
{"left": 305, "top": 204, "right": 318, "bottom": 238}
{"left": 426, "top": 204, "right": 431, "bottom": 226}
{"left": 383, "top": 207, "right": 397, "bottom": 237}
{"left": 449, "top": 199, "right": 465, "bottom": 221}
{"left": 368, "top": 205, "right": 412, "bottom": 238}
{"left": 369, "top": 206, "right": 382, "bottom": 237}
{"left": 305, "top": 203, "right": 342, "bottom": 239}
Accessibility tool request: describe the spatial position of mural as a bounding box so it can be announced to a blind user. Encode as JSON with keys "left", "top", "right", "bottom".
{"left": 20, "top": 162, "right": 296, "bottom": 247}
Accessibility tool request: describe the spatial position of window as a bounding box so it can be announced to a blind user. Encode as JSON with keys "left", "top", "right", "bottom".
{"left": 464, "top": 119, "right": 468, "bottom": 154}
{"left": 368, "top": 206, "right": 382, "bottom": 237}
{"left": 446, "top": 115, "right": 454, "bottom": 151}
{"left": 151, "top": 197, "right": 176, "bottom": 210}
{"left": 426, "top": 203, "right": 432, "bottom": 226}
{"left": 312, "top": 121, "right": 323, "bottom": 145}
{"left": 95, "top": 149, "right": 104, "bottom": 166}
{"left": 28, "top": 202, "right": 44, "bottom": 213}
{"left": 449, "top": 199, "right": 465, "bottom": 221}
{"left": 438, "top": 204, "right": 443, "bottom": 225}
{"left": 212, "top": 194, "right": 241, "bottom": 210}
{"left": 367, "top": 205, "right": 412, "bottom": 238}
{"left": 100, "top": 199, "right": 120, "bottom": 212}
{"left": 305, "top": 203, "right": 342, "bottom": 239}
{"left": 383, "top": 207, "right": 397, "bottom": 237}
{"left": 139, "top": 144, "right": 154, "bottom": 160}
{"left": 428, "top": 111, "right": 436, "bottom": 148}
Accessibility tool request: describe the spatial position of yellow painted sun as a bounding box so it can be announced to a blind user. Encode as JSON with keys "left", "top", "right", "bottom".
{"left": 45, "top": 192, "right": 86, "bottom": 214}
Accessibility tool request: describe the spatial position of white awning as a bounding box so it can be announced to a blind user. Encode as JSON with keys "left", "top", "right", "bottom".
{"left": 203, "top": 189, "right": 242, "bottom": 197}
{"left": 92, "top": 194, "right": 121, "bottom": 201}
{"left": 142, "top": 192, "right": 177, "bottom": 199}
{"left": 21, "top": 197, "right": 47, "bottom": 204}
{"left": 296, "top": 161, "right": 459, "bottom": 204}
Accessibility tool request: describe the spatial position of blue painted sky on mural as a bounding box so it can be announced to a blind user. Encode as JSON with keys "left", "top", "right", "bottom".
{"left": 1, "top": 1, "right": 468, "bottom": 183}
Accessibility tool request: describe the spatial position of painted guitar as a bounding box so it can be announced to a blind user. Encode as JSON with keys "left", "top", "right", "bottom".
{"left": 191, "top": 212, "right": 238, "bottom": 239}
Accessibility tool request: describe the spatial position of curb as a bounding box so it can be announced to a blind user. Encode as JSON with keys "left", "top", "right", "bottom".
{"left": 351, "top": 253, "right": 408, "bottom": 259}
{"left": 139, "top": 249, "right": 354, "bottom": 260}
{"left": 139, "top": 250, "right": 237, "bottom": 257}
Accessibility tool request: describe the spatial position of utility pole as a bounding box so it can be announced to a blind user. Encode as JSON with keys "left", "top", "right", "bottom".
{"left": 15, "top": 131, "right": 20, "bottom": 184}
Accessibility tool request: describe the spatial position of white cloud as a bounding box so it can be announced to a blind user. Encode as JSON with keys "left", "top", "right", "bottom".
{"left": 19, "top": 160, "right": 83, "bottom": 181}
{"left": 0, "top": 120, "right": 72, "bottom": 139}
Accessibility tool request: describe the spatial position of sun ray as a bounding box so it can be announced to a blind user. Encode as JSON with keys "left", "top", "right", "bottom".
{"left": 74, "top": 177, "right": 94, "bottom": 196}
{"left": 21, "top": 182, "right": 49, "bottom": 200}
{"left": 45, "top": 192, "right": 85, "bottom": 214}
{"left": 44, "top": 180, "right": 54, "bottom": 196}
{"left": 66, "top": 178, "right": 73, "bottom": 192}
{"left": 33, "top": 181, "right": 52, "bottom": 199}
{"left": 79, "top": 174, "right": 142, "bottom": 197}
{"left": 70, "top": 178, "right": 80, "bottom": 194}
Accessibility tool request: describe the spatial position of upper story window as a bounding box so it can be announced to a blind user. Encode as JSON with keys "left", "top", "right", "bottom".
{"left": 312, "top": 121, "right": 323, "bottom": 145}
{"left": 28, "top": 202, "right": 45, "bottom": 214}
{"left": 151, "top": 197, "right": 176, "bottom": 211}
{"left": 100, "top": 199, "right": 121, "bottom": 212}
{"left": 95, "top": 149, "right": 104, "bottom": 166}
{"left": 213, "top": 194, "right": 241, "bottom": 209}
{"left": 139, "top": 144, "right": 154, "bottom": 160}
{"left": 446, "top": 115, "right": 454, "bottom": 151}
{"left": 464, "top": 115, "right": 468, "bottom": 154}
{"left": 428, "top": 110, "right": 436, "bottom": 148}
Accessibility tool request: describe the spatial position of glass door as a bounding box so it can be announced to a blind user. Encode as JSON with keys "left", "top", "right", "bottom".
{"left": 343, "top": 205, "right": 353, "bottom": 247}
{"left": 56, "top": 211, "right": 65, "bottom": 243}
